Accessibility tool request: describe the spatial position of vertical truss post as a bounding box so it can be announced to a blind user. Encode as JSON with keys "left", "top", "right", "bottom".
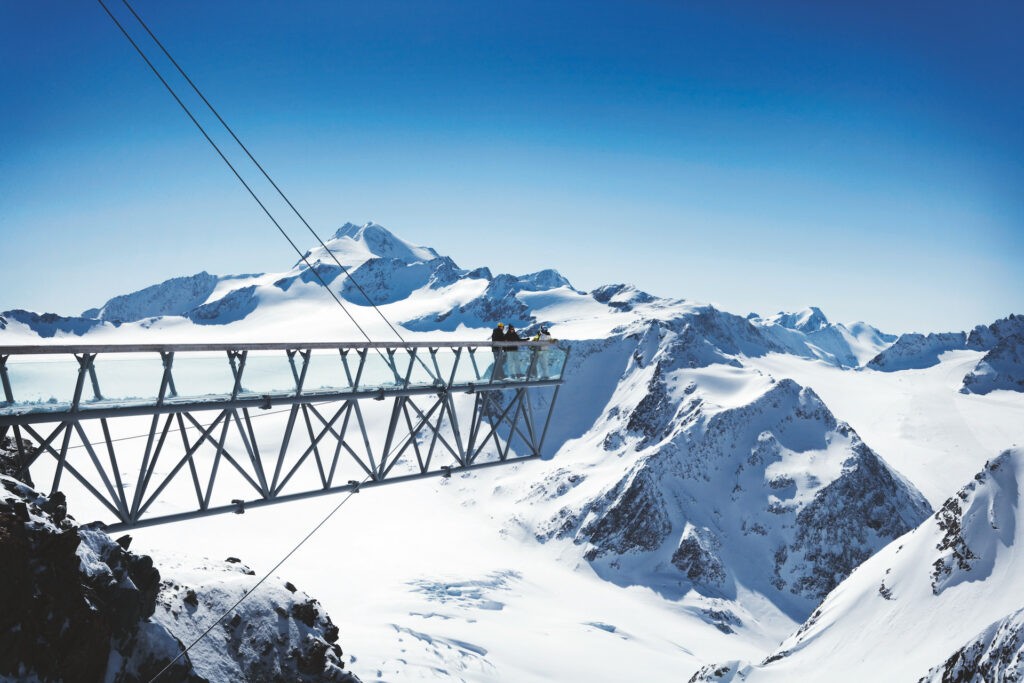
{"left": 271, "top": 404, "right": 301, "bottom": 495}
{"left": 176, "top": 413, "right": 205, "bottom": 507}
{"left": 538, "top": 385, "right": 562, "bottom": 457}
{"left": 468, "top": 347, "right": 482, "bottom": 381}
{"left": 100, "top": 418, "right": 130, "bottom": 518}
{"left": 402, "top": 348, "right": 416, "bottom": 388}
{"left": 429, "top": 348, "right": 443, "bottom": 386}
{"left": 51, "top": 420, "right": 75, "bottom": 493}
{"left": 0, "top": 354, "right": 14, "bottom": 405}
{"left": 300, "top": 404, "right": 329, "bottom": 488}
{"left": 201, "top": 412, "right": 233, "bottom": 509}
{"left": 228, "top": 350, "right": 248, "bottom": 400}
{"left": 378, "top": 396, "right": 406, "bottom": 478}
{"left": 71, "top": 353, "right": 96, "bottom": 412}
{"left": 236, "top": 408, "right": 270, "bottom": 497}
{"left": 157, "top": 351, "right": 176, "bottom": 405}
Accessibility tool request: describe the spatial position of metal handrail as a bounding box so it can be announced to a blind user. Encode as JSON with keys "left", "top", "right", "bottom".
{"left": 0, "top": 340, "right": 559, "bottom": 355}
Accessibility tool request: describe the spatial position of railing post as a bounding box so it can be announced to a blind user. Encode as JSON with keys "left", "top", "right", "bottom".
{"left": 0, "top": 354, "right": 14, "bottom": 405}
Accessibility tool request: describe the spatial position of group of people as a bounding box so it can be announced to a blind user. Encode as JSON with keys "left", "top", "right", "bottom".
{"left": 489, "top": 322, "right": 555, "bottom": 379}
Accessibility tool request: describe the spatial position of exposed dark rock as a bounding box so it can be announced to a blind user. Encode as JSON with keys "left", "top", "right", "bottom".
{"left": 919, "top": 607, "right": 1024, "bottom": 682}
{"left": 0, "top": 475, "right": 362, "bottom": 682}
{"left": 581, "top": 464, "right": 673, "bottom": 559}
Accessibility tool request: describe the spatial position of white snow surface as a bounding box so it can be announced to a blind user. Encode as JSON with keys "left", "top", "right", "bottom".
{"left": 718, "top": 448, "right": 1024, "bottom": 683}
{"left": 3, "top": 222, "right": 1023, "bottom": 681}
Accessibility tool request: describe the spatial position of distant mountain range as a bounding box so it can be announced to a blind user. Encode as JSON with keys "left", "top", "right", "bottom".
{"left": 2, "top": 221, "right": 1022, "bottom": 681}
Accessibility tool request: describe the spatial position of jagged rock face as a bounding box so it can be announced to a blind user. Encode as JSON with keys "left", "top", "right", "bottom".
{"left": 337, "top": 256, "right": 464, "bottom": 305}
{"left": 961, "top": 333, "right": 1024, "bottom": 394}
{"left": 868, "top": 315, "right": 1024, "bottom": 375}
{"left": 0, "top": 475, "right": 202, "bottom": 683}
{"left": 330, "top": 222, "right": 440, "bottom": 264}
{"left": 0, "top": 472, "right": 361, "bottom": 683}
{"left": 688, "top": 661, "right": 742, "bottom": 682}
{"left": 275, "top": 261, "right": 344, "bottom": 291}
{"left": 152, "top": 558, "right": 358, "bottom": 683}
{"left": 591, "top": 284, "right": 657, "bottom": 311}
{"left": 580, "top": 464, "right": 674, "bottom": 560}
{"left": 86, "top": 271, "right": 221, "bottom": 322}
{"left": 967, "top": 314, "right": 1024, "bottom": 349}
{"left": 919, "top": 607, "right": 1024, "bottom": 682}
{"left": 187, "top": 285, "right": 260, "bottom": 326}
{"left": 542, "top": 372, "right": 931, "bottom": 613}
{"left": 765, "top": 307, "right": 831, "bottom": 334}
{"left": 0, "top": 309, "right": 109, "bottom": 337}
{"left": 784, "top": 438, "right": 931, "bottom": 600}
{"left": 867, "top": 331, "right": 968, "bottom": 371}
{"left": 930, "top": 452, "right": 1018, "bottom": 595}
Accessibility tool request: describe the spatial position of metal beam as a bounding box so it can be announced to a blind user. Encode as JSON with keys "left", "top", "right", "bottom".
{"left": 0, "top": 342, "right": 566, "bottom": 529}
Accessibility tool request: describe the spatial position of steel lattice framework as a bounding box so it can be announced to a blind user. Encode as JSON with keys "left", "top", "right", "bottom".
{"left": 0, "top": 341, "right": 567, "bottom": 531}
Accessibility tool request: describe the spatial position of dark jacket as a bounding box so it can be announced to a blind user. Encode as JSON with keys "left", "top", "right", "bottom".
{"left": 503, "top": 327, "right": 522, "bottom": 349}
{"left": 491, "top": 326, "right": 506, "bottom": 348}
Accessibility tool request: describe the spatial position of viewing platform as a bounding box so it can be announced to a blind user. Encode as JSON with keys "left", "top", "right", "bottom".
{"left": 0, "top": 341, "right": 568, "bottom": 530}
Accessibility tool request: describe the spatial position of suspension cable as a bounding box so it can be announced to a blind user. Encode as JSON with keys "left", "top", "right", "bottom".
{"left": 95, "top": 0, "right": 378, "bottom": 347}
{"left": 117, "top": 0, "right": 414, "bottom": 348}
{"left": 146, "top": 470, "right": 374, "bottom": 682}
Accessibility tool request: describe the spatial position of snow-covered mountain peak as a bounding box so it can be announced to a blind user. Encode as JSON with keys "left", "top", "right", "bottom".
{"left": 765, "top": 306, "right": 830, "bottom": 333}
{"left": 325, "top": 221, "right": 440, "bottom": 266}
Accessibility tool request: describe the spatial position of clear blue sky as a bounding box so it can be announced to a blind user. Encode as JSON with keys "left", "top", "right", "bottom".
{"left": 2, "top": 0, "right": 1021, "bottom": 333}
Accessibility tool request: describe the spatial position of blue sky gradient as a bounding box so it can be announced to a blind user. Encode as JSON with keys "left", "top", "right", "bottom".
{"left": 2, "top": 0, "right": 1021, "bottom": 333}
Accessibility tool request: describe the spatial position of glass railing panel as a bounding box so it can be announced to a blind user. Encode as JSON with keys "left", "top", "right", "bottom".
{"left": 82, "top": 353, "right": 165, "bottom": 407}
{"left": 356, "top": 349, "right": 406, "bottom": 390}
{"left": 303, "top": 350, "right": 353, "bottom": 394}
{"left": 404, "top": 349, "right": 441, "bottom": 388}
{"left": 2, "top": 355, "right": 79, "bottom": 411}
{"left": 457, "top": 347, "right": 497, "bottom": 384}
{"left": 236, "top": 352, "right": 299, "bottom": 396}
{"left": 535, "top": 345, "right": 567, "bottom": 380}
{"left": 165, "top": 353, "right": 236, "bottom": 402}
{"left": 431, "top": 348, "right": 460, "bottom": 386}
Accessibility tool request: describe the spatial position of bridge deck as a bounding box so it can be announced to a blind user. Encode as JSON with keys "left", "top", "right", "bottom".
{"left": 0, "top": 342, "right": 568, "bottom": 529}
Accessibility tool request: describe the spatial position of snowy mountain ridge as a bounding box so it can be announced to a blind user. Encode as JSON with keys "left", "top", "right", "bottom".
{"left": 1, "top": 222, "right": 890, "bottom": 373}
{"left": 690, "top": 448, "right": 1024, "bottom": 682}
{"left": 2, "top": 221, "right": 1022, "bottom": 681}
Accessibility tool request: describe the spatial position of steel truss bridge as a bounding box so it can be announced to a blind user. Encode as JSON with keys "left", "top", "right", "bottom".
{"left": 0, "top": 341, "right": 567, "bottom": 531}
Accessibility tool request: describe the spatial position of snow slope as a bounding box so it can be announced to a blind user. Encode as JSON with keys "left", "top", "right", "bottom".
{"left": 2, "top": 221, "right": 1022, "bottom": 681}
{"left": 693, "top": 448, "right": 1024, "bottom": 682}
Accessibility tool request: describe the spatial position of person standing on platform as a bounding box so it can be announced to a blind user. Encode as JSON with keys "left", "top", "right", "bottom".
{"left": 490, "top": 322, "right": 506, "bottom": 379}
{"left": 504, "top": 324, "right": 523, "bottom": 378}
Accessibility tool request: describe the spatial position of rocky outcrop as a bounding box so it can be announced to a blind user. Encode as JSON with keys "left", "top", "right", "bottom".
{"left": 84, "top": 271, "right": 222, "bottom": 322}
{"left": 866, "top": 331, "right": 968, "bottom": 371}
{"left": 961, "top": 333, "right": 1024, "bottom": 394}
{"left": 0, "top": 309, "right": 109, "bottom": 337}
{"left": 919, "top": 608, "right": 1024, "bottom": 682}
{"left": 0, "top": 473, "right": 360, "bottom": 682}
{"left": 542, "top": 370, "right": 930, "bottom": 612}
{"left": 930, "top": 452, "right": 1018, "bottom": 595}
{"left": 187, "top": 285, "right": 260, "bottom": 326}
